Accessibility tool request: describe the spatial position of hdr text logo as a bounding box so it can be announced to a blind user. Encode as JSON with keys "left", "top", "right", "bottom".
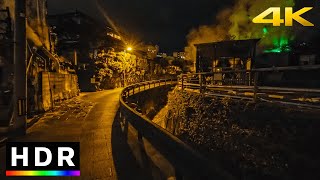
{"left": 5, "top": 142, "right": 80, "bottom": 177}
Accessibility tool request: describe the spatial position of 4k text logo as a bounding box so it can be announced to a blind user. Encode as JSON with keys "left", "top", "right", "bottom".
{"left": 253, "top": 7, "right": 314, "bottom": 26}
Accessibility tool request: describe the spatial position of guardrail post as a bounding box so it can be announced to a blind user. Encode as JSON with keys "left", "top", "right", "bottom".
{"left": 199, "top": 74, "right": 204, "bottom": 93}
{"left": 249, "top": 71, "right": 252, "bottom": 86}
{"left": 123, "top": 114, "right": 128, "bottom": 141}
{"left": 246, "top": 71, "right": 249, "bottom": 86}
{"left": 182, "top": 76, "right": 184, "bottom": 90}
{"left": 211, "top": 72, "right": 214, "bottom": 85}
{"left": 253, "top": 72, "right": 259, "bottom": 102}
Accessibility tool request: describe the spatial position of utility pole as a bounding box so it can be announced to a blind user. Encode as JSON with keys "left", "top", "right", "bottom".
{"left": 11, "top": 0, "right": 27, "bottom": 136}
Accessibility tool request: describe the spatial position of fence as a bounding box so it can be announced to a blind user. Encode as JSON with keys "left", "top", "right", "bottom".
{"left": 179, "top": 65, "right": 320, "bottom": 108}
{"left": 119, "top": 79, "right": 234, "bottom": 180}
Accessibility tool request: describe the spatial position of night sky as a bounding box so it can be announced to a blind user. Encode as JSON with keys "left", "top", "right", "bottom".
{"left": 47, "top": 0, "right": 235, "bottom": 53}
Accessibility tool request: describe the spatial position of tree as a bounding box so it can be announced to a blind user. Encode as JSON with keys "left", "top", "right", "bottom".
{"left": 94, "top": 48, "right": 146, "bottom": 89}
{"left": 155, "top": 57, "right": 169, "bottom": 69}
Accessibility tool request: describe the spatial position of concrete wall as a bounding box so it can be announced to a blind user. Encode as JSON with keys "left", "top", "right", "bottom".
{"left": 41, "top": 72, "right": 79, "bottom": 111}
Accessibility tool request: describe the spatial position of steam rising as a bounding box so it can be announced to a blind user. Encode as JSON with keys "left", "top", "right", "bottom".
{"left": 186, "top": 0, "right": 295, "bottom": 61}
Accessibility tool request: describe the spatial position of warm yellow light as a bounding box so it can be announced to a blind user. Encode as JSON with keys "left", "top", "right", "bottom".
{"left": 127, "top": 47, "right": 133, "bottom": 51}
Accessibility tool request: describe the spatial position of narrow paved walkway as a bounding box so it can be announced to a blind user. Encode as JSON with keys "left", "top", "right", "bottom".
{"left": 0, "top": 89, "right": 145, "bottom": 179}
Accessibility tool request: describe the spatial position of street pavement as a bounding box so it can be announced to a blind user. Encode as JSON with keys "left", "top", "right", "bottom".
{"left": 0, "top": 89, "right": 147, "bottom": 180}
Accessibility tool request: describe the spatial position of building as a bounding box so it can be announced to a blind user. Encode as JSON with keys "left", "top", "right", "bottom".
{"left": 48, "top": 11, "right": 101, "bottom": 65}
{"left": 195, "top": 39, "right": 260, "bottom": 73}
{"left": 144, "top": 44, "right": 159, "bottom": 60}
{"left": 254, "top": 42, "right": 320, "bottom": 88}
{"left": 156, "top": 53, "right": 167, "bottom": 58}
{"left": 256, "top": 43, "right": 320, "bottom": 68}
{"left": 1, "top": 0, "right": 80, "bottom": 130}
{"left": 25, "top": 1, "right": 80, "bottom": 113}
{"left": 106, "top": 27, "right": 121, "bottom": 41}
{"left": 48, "top": 11, "right": 124, "bottom": 91}
{"left": 48, "top": 11, "right": 124, "bottom": 64}
{"left": 173, "top": 51, "right": 188, "bottom": 59}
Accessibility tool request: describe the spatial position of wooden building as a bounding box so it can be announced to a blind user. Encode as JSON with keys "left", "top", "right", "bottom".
{"left": 195, "top": 39, "right": 260, "bottom": 73}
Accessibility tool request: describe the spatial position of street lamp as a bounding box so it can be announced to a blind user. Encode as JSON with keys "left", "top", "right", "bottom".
{"left": 127, "top": 46, "right": 133, "bottom": 51}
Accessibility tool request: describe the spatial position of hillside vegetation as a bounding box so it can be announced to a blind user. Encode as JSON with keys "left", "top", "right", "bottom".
{"left": 154, "top": 89, "right": 320, "bottom": 180}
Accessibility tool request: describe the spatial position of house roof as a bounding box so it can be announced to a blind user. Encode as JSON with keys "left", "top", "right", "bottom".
{"left": 195, "top": 39, "right": 260, "bottom": 58}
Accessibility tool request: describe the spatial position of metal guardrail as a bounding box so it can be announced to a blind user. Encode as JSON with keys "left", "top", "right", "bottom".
{"left": 119, "top": 79, "right": 234, "bottom": 180}
{"left": 179, "top": 65, "right": 320, "bottom": 109}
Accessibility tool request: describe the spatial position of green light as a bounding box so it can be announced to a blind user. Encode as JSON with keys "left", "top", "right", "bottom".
{"left": 266, "top": 36, "right": 291, "bottom": 53}
{"left": 263, "top": 27, "right": 268, "bottom": 35}
{"left": 272, "top": 37, "right": 289, "bottom": 47}
{"left": 264, "top": 48, "right": 282, "bottom": 53}
{"left": 264, "top": 46, "right": 291, "bottom": 53}
{"left": 279, "top": 37, "right": 288, "bottom": 47}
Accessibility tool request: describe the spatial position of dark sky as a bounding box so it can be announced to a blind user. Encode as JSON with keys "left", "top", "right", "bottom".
{"left": 47, "top": 0, "right": 235, "bottom": 53}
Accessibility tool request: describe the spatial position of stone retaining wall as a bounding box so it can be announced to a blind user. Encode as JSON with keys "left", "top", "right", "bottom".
{"left": 41, "top": 72, "right": 79, "bottom": 111}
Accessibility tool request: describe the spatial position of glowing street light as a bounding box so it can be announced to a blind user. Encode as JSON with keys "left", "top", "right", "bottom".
{"left": 127, "top": 46, "right": 133, "bottom": 51}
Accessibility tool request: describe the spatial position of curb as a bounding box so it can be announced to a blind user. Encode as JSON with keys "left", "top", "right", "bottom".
{"left": 0, "top": 116, "right": 37, "bottom": 148}
{"left": 27, "top": 115, "right": 44, "bottom": 129}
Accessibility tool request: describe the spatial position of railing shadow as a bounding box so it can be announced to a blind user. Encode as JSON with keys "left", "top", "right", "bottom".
{"left": 118, "top": 79, "right": 235, "bottom": 180}
{"left": 111, "top": 109, "right": 153, "bottom": 180}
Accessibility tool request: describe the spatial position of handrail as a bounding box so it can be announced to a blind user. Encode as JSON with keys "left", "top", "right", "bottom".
{"left": 179, "top": 65, "right": 320, "bottom": 108}
{"left": 119, "top": 79, "right": 234, "bottom": 179}
{"left": 183, "top": 83, "right": 320, "bottom": 94}
{"left": 187, "top": 65, "right": 320, "bottom": 76}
